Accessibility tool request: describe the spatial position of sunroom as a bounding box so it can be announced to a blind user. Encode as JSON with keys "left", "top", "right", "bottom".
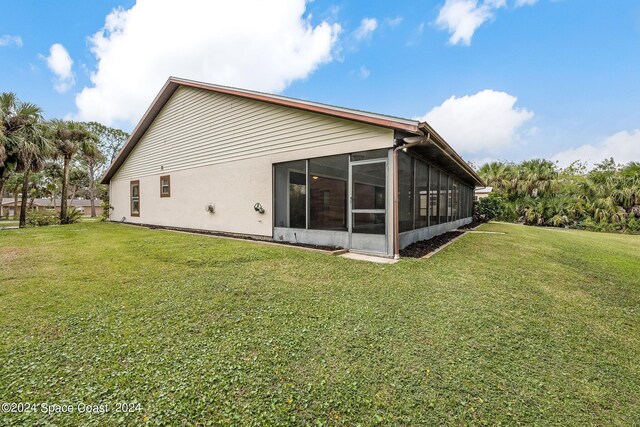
{"left": 272, "top": 136, "right": 478, "bottom": 258}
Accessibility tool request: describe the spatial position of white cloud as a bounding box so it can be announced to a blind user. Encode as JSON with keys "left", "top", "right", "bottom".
{"left": 416, "top": 89, "right": 534, "bottom": 154}
{"left": 436, "top": 0, "right": 539, "bottom": 45}
{"left": 386, "top": 16, "right": 403, "bottom": 28}
{"left": 0, "top": 34, "right": 23, "bottom": 47}
{"left": 74, "top": 0, "right": 341, "bottom": 126}
{"left": 515, "top": 0, "right": 538, "bottom": 6}
{"left": 436, "top": 0, "right": 501, "bottom": 45}
{"left": 353, "top": 18, "right": 378, "bottom": 41}
{"left": 358, "top": 66, "right": 370, "bottom": 79}
{"left": 44, "top": 43, "right": 75, "bottom": 93}
{"left": 551, "top": 129, "right": 640, "bottom": 168}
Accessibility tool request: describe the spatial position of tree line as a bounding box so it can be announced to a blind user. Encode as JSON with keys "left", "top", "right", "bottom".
{"left": 0, "top": 93, "right": 128, "bottom": 227}
{"left": 476, "top": 158, "right": 640, "bottom": 234}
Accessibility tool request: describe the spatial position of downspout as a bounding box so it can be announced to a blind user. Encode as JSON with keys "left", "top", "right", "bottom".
{"left": 393, "top": 132, "right": 430, "bottom": 259}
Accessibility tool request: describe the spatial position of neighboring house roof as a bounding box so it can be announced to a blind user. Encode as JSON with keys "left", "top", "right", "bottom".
{"left": 0, "top": 198, "right": 102, "bottom": 207}
{"left": 101, "top": 76, "right": 483, "bottom": 186}
{"left": 475, "top": 186, "right": 493, "bottom": 193}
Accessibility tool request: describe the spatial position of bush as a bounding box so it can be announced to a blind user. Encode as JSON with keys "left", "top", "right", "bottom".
{"left": 26, "top": 209, "right": 60, "bottom": 227}
{"left": 578, "top": 217, "right": 632, "bottom": 234}
{"left": 625, "top": 217, "right": 640, "bottom": 234}
{"left": 65, "top": 208, "right": 83, "bottom": 224}
{"left": 474, "top": 193, "right": 503, "bottom": 222}
{"left": 99, "top": 200, "right": 113, "bottom": 222}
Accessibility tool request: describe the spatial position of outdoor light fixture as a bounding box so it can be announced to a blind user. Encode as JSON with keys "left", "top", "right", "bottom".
{"left": 312, "top": 176, "right": 319, "bottom": 180}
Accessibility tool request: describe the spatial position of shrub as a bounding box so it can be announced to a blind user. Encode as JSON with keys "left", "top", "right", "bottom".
{"left": 26, "top": 209, "right": 60, "bottom": 227}
{"left": 625, "top": 217, "right": 640, "bottom": 234}
{"left": 65, "top": 208, "right": 83, "bottom": 224}
{"left": 99, "top": 200, "right": 113, "bottom": 222}
{"left": 474, "top": 193, "right": 503, "bottom": 222}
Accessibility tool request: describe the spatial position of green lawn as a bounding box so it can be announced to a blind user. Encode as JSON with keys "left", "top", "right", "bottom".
{"left": 1, "top": 223, "right": 639, "bottom": 426}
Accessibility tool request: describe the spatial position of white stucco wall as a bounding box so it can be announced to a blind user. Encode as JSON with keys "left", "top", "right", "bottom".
{"left": 110, "top": 156, "right": 273, "bottom": 236}
{"left": 109, "top": 85, "right": 394, "bottom": 236}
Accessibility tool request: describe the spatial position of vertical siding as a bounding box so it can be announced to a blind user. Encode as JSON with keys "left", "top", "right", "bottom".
{"left": 114, "top": 86, "right": 393, "bottom": 181}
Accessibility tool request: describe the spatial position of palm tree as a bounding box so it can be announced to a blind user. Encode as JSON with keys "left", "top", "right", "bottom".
{"left": 1, "top": 93, "right": 52, "bottom": 227}
{"left": 478, "top": 161, "right": 516, "bottom": 193}
{"left": 516, "top": 159, "right": 558, "bottom": 198}
{"left": 15, "top": 124, "right": 52, "bottom": 227}
{"left": 51, "top": 121, "right": 98, "bottom": 224}
{"left": 0, "top": 93, "right": 20, "bottom": 209}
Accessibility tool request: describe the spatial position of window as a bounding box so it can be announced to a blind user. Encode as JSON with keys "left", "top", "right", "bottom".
{"left": 352, "top": 161, "right": 386, "bottom": 235}
{"left": 130, "top": 180, "right": 140, "bottom": 217}
{"left": 415, "top": 160, "right": 429, "bottom": 229}
{"left": 274, "top": 150, "right": 387, "bottom": 235}
{"left": 274, "top": 160, "right": 306, "bottom": 228}
{"left": 160, "top": 175, "right": 170, "bottom": 198}
{"left": 461, "top": 186, "right": 467, "bottom": 218}
{"left": 288, "top": 171, "right": 307, "bottom": 228}
{"left": 350, "top": 148, "right": 388, "bottom": 162}
{"left": 429, "top": 167, "right": 439, "bottom": 226}
{"left": 309, "top": 155, "right": 348, "bottom": 231}
{"left": 439, "top": 171, "right": 448, "bottom": 224}
{"left": 398, "top": 152, "right": 414, "bottom": 232}
{"left": 452, "top": 180, "right": 459, "bottom": 221}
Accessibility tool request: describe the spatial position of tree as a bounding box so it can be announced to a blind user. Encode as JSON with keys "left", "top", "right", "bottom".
{"left": 0, "top": 93, "right": 20, "bottom": 213}
{"left": 1, "top": 93, "right": 52, "bottom": 227}
{"left": 79, "top": 142, "right": 104, "bottom": 217}
{"left": 516, "top": 159, "right": 558, "bottom": 198}
{"left": 67, "top": 167, "right": 89, "bottom": 200}
{"left": 16, "top": 127, "right": 52, "bottom": 227}
{"left": 83, "top": 122, "right": 128, "bottom": 217}
{"left": 4, "top": 171, "right": 22, "bottom": 219}
{"left": 478, "top": 161, "right": 516, "bottom": 193}
{"left": 42, "top": 162, "right": 63, "bottom": 208}
{"left": 84, "top": 121, "right": 128, "bottom": 168}
{"left": 51, "top": 121, "right": 98, "bottom": 224}
{"left": 477, "top": 157, "right": 640, "bottom": 233}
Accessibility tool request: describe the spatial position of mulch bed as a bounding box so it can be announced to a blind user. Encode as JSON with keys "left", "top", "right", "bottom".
{"left": 458, "top": 220, "right": 483, "bottom": 230}
{"left": 400, "top": 230, "right": 465, "bottom": 258}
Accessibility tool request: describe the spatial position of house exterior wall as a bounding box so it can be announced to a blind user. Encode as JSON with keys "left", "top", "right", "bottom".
{"left": 112, "top": 86, "right": 393, "bottom": 181}
{"left": 109, "top": 86, "right": 394, "bottom": 235}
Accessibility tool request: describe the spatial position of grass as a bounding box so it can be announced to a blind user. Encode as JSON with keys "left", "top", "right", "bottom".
{"left": 0, "top": 222, "right": 639, "bottom": 426}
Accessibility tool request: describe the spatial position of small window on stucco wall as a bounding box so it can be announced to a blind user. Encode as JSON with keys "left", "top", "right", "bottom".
{"left": 131, "top": 180, "right": 140, "bottom": 217}
{"left": 160, "top": 175, "right": 170, "bottom": 198}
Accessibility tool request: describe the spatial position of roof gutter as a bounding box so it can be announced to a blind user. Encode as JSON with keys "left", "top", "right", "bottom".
{"left": 100, "top": 79, "right": 180, "bottom": 184}
{"left": 418, "top": 122, "right": 485, "bottom": 187}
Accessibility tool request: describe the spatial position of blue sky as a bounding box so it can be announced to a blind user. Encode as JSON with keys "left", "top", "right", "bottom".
{"left": 1, "top": 0, "right": 639, "bottom": 167}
